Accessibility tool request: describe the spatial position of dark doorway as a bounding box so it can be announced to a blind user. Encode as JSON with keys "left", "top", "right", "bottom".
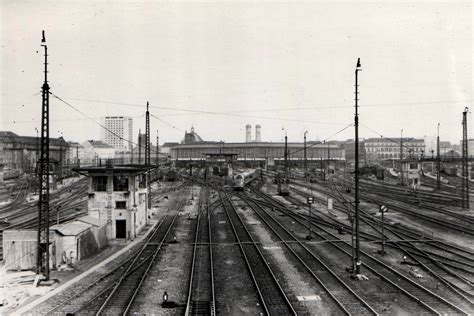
{"left": 116, "top": 220, "right": 126, "bottom": 239}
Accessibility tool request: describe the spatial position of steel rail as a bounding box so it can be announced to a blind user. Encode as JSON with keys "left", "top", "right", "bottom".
{"left": 239, "top": 192, "right": 378, "bottom": 315}
{"left": 291, "top": 183, "right": 474, "bottom": 305}
{"left": 219, "top": 191, "right": 297, "bottom": 316}
{"left": 96, "top": 188, "right": 189, "bottom": 315}
{"left": 251, "top": 187, "right": 469, "bottom": 315}
{"left": 47, "top": 190, "right": 189, "bottom": 314}
{"left": 184, "top": 185, "right": 216, "bottom": 316}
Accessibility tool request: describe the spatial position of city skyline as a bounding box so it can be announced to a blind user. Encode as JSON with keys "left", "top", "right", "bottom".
{"left": 1, "top": 1, "right": 472, "bottom": 145}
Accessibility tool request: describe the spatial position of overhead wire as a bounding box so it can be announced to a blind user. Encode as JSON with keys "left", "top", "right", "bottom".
{"left": 63, "top": 97, "right": 349, "bottom": 126}
{"left": 360, "top": 123, "right": 423, "bottom": 151}
{"left": 50, "top": 92, "right": 168, "bottom": 157}
{"left": 288, "top": 123, "right": 354, "bottom": 155}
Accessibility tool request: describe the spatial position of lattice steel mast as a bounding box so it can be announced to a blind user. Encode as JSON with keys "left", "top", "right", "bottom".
{"left": 461, "top": 107, "right": 469, "bottom": 209}
{"left": 145, "top": 102, "right": 151, "bottom": 210}
{"left": 436, "top": 123, "right": 441, "bottom": 190}
{"left": 284, "top": 133, "right": 288, "bottom": 176}
{"left": 138, "top": 128, "right": 142, "bottom": 164}
{"left": 37, "top": 31, "right": 50, "bottom": 280}
{"left": 145, "top": 101, "right": 150, "bottom": 166}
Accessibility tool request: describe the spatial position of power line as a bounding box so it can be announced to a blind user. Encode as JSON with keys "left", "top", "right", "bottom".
{"left": 67, "top": 96, "right": 473, "bottom": 114}
{"left": 288, "top": 123, "right": 354, "bottom": 155}
{"left": 50, "top": 92, "right": 169, "bottom": 157}
{"left": 62, "top": 97, "right": 349, "bottom": 126}
{"left": 150, "top": 113, "right": 185, "bottom": 132}
{"left": 225, "top": 99, "right": 474, "bottom": 114}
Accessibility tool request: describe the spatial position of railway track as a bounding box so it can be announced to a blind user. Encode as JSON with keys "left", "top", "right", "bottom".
{"left": 60, "top": 186, "right": 190, "bottom": 315}
{"left": 219, "top": 190, "right": 297, "bottom": 315}
{"left": 238, "top": 192, "right": 377, "bottom": 315}
{"left": 184, "top": 185, "right": 216, "bottom": 316}
{"left": 289, "top": 182, "right": 474, "bottom": 283}
{"left": 292, "top": 179, "right": 474, "bottom": 243}
{"left": 327, "top": 185, "right": 474, "bottom": 309}
{"left": 249, "top": 185, "right": 471, "bottom": 315}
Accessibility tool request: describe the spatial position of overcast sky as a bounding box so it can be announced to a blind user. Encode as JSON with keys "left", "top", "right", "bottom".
{"left": 1, "top": 0, "right": 472, "bottom": 145}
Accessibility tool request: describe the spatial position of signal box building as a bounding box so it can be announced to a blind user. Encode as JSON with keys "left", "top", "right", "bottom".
{"left": 399, "top": 160, "right": 422, "bottom": 188}
{"left": 74, "top": 164, "right": 151, "bottom": 241}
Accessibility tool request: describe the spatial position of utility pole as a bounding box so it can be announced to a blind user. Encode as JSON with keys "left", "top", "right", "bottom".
{"left": 59, "top": 142, "right": 63, "bottom": 180}
{"left": 436, "top": 123, "right": 441, "bottom": 190}
{"left": 284, "top": 133, "right": 288, "bottom": 176}
{"left": 145, "top": 102, "right": 150, "bottom": 166}
{"left": 353, "top": 58, "right": 362, "bottom": 276}
{"left": 378, "top": 204, "right": 387, "bottom": 255}
{"left": 37, "top": 31, "right": 50, "bottom": 281}
{"left": 156, "top": 130, "right": 159, "bottom": 167}
{"left": 320, "top": 156, "right": 324, "bottom": 180}
{"left": 306, "top": 197, "right": 314, "bottom": 240}
{"left": 138, "top": 129, "right": 142, "bottom": 165}
{"left": 462, "top": 107, "right": 469, "bottom": 210}
{"left": 144, "top": 103, "right": 151, "bottom": 211}
{"left": 400, "top": 129, "right": 404, "bottom": 186}
{"left": 76, "top": 144, "right": 79, "bottom": 167}
{"left": 35, "top": 127, "right": 39, "bottom": 175}
{"left": 304, "top": 131, "right": 308, "bottom": 178}
{"left": 327, "top": 141, "right": 330, "bottom": 177}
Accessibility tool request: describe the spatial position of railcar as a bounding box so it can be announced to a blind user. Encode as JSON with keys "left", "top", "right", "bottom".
{"left": 2, "top": 169, "right": 21, "bottom": 180}
{"left": 219, "top": 167, "right": 229, "bottom": 177}
{"left": 278, "top": 177, "right": 290, "bottom": 196}
{"left": 166, "top": 169, "right": 177, "bottom": 181}
{"left": 274, "top": 172, "right": 290, "bottom": 196}
{"left": 233, "top": 169, "right": 256, "bottom": 191}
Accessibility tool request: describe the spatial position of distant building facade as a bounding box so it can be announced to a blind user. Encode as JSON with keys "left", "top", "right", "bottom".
{"left": 67, "top": 141, "right": 85, "bottom": 166}
{"left": 81, "top": 140, "right": 115, "bottom": 164}
{"left": 171, "top": 127, "right": 344, "bottom": 165}
{"left": 365, "top": 138, "right": 424, "bottom": 162}
{"left": 101, "top": 116, "right": 133, "bottom": 150}
{"left": 343, "top": 140, "right": 367, "bottom": 166}
{"left": 0, "top": 131, "right": 68, "bottom": 172}
{"left": 171, "top": 142, "right": 344, "bottom": 163}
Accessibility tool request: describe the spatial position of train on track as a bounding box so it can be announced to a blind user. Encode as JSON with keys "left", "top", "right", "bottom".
{"left": 233, "top": 169, "right": 261, "bottom": 191}
{"left": 1, "top": 169, "right": 21, "bottom": 181}
{"left": 275, "top": 173, "right": 290, "bottom": 196}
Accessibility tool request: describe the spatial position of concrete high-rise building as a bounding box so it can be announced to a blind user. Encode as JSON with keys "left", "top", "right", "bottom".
{"left": 101, "top": 116, "right": 133, "bottom": 150}
{"left": 255, "top": 124, "right": 261, "bottom": 142}
{"left": 245, "top": 124, "right": 252, "bottom": 143}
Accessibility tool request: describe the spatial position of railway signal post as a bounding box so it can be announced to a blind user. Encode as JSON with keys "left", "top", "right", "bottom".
{"left": 378, "top": 204, "right": 387, "bottom": 255}
{"left": 352, "top": 57, "right": 366, "bottom": 280}
{"left": 306, "top": 196, "right": 314, "bottom": 240}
